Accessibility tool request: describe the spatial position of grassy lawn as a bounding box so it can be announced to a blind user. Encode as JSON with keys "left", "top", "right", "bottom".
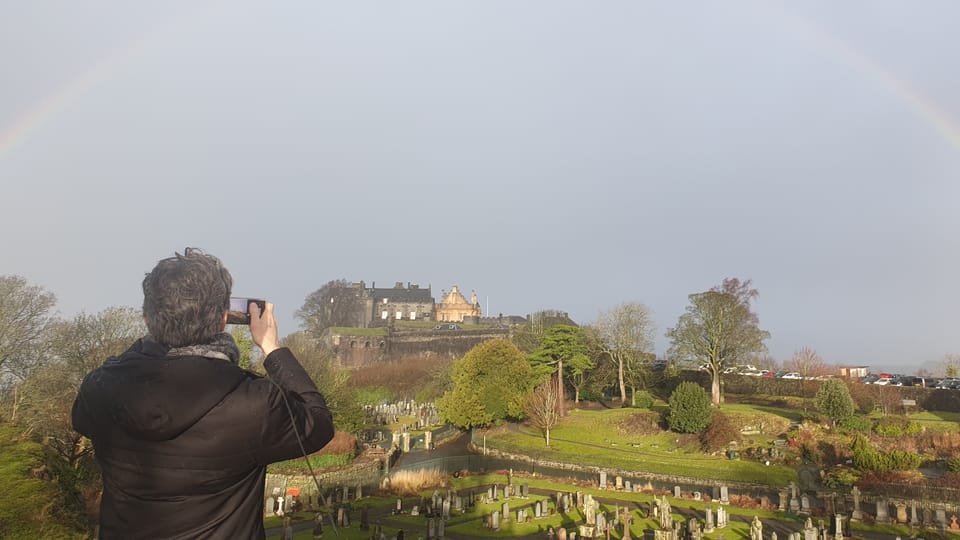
{"left": 484, "top": 408, "right": 798, "bottom": 486}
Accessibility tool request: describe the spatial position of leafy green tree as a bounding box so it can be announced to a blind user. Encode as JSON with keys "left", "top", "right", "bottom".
{"left": 437, "top": 339, "right": 533, "bottom": 429}
{"left": 667, "top": 381, "right": 712, "bottom": 433}
{"left": 510, "top": 310, "right": 578, "bottom": 354}
{"left": 666, "top": 278, "right": 769, "bottom": 406}
{"left": 815, "top": 378, "right": 855, "bottom": 427}
{"left": 529, "top": 325, "right": 587, "bottom": 414}
{"left": 592, "top": 302, "right": 656, "bottom": 405}
{"left": 567, "top": 353, "right": 595, "bottom": 404}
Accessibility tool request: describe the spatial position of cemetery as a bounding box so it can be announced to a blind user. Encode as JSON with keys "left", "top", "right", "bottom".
{"left": 260, "top": 399, "right": 960, "bottom": 539}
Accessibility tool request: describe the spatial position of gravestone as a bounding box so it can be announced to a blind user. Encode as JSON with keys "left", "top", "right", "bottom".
{"left": 265, "top": 497, "right": 275, "bottom": 516}
{"left": 557, "top": 526, "right": 567, "bottom": 540}
{"left": 342, "top": 485, "right": 349, "bottom": 503}
{"left": 621, "top": 508, "right": 633, "bottom": 540}
{"left": 624, "top": 480, "right": 632, "bottom": 492}
{"left": 789, "top": 482, "right": 800, "bottom": 512}
{"left": 486, "top": 487, "right": 493, "bottom": 502}
{"left": 502, "top": 502, "right": 510, "bottom": 523}
{"left": 834, "top": 514, "right": 843, "bottom": 539}
{"left": 424, "top": 430, "right": 432, "bottom": 449}
{"left": 522, "top": 483, "right": 529, "bottom": 498}
{"left": 694, "top": 492, "right": 703, "bottom": 502}
{"left": 438, "top": 519, "right": 445, "bottom": 539}
{"left": 615, "top": 475, "right": 623, "bottom": 490}
{"left": 936, "top": 508, "right": 947, "bottom": 527}
{"left": 750, "top": 516, "right": 762, "bottom": 540}
{"left": 876, "top": 499, "right": 889, "bottom": 523}
{"left": 442, "top": 500, "right": 450, "bottom": 519}
{"left": 402, "top": 432, "right": 410, "bottom": 452}
{"left": 720, "top": 485, "right": 729, "bottom": 504}
{"left": 910, "top": 500, "right": 919, "bottom": 526}
{"left": 951, "top": 515, "right": 959, "bottom": 530}
{"left": 454, "top": 495, "right": 462, "bottom": 512}
{"left": 704, "top": 505, "right": 715, "bottom": 533}
{"left": 689, "top": 517, "right": 701, "bottom": 540}
{"left": 411, "top": 505, "right": 419, "bottom": 516}
{"left": 599, "top": 471, "right": 607, "bottom": 489}
{"left": 579, "top": 525, "right": 595, "bottom": 539}
{"left": 803, "top": 517, "right": 818, "bottom": 540}
{"left": 503, "top": 485, "right": 511, "bottom": 499}
{"left": 717, "top": 505, "right": 728, "bottom": 528}
{"left": 800, "top": 494, "right": 810, "bottom": 514}
{"left": 596, "top": 512, "right": 607, "bottom": 535}
{"left": 779, "top": 490, "right": 788, "bottom": 512}
{"left": 895, "top": 503, "right": 907, "bottom": 524}
{"left": 492, "top": 510, "right": 500, "bottom": 531}
{"left": 428, "top": 518, "right": 436, "bottom": 539}
{"left": 674, "top": 486, "right": 682, "bottom": 498}
{"left": 535, "top": 501, "right": 543, "bottom": 518}
{"left": 850, "top": 487, "right": 862, "bottom": 520}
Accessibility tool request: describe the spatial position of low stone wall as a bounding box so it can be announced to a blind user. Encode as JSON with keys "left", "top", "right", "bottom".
{"left": 265, "top": 453, "right": 388, "bottom": 499}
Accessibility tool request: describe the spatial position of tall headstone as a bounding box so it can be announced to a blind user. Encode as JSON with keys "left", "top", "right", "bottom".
{"left": 557, "top": 527, "right": 568, "bottom": 540}
{"left": 850, "top": 487, "right": 862, "bottom": 521}
{"left": 936, "top": 508, "right": 947, "bottom": 528}
{"left": 716, "top": 505, "right": 728, "bottom": 528}
{"left": 502, "top": 502, "right": 510, "bottom": 523}
{"left": 424, "top": 430, "right": 432, "bottom": 449}
{"left": 402, "top": 432, "right": 410, "bottom": 453}
{"left": 265, "top": 497, "right": 275, "bottom": 516}
{"left": 704, "top": 505, "right": 715, "bottom": 533}
{"left": 621, "top": 508, "right": 633, "bottom": 540}
{"left": 720, "top": 486, "right": 729, "bottom": 504}
{"left": 750, "top": 516, "right": 763, "bottom": 540}
{"left": 674, "top": 485, "right": 682, "bottom": 498}
{"left": 778, "top": 490, "right": 788, "bottom": 512}
{"left": 492, "top": 510, "right": 500, "bottom": 531}
{"left": 615, "top": 475, "right": 623, "bottom": 490}
{"left": 428, "top": 518, "right": 436, "bottom": 539}
{"left": 438, "top": 519, "right": 445, "bottom": 539}
{"left": 910, "top": 500, "right": 919, "bottom": 526}
{"left": 803, "top": 517, "right": 818, "bottom": 540}
{"left": 800, "top": 494, "right": 810, "bottom": 514}
{"left": 834, "top": 514, "right": 843, "bottom": 539}
{"left": 789, "top": 482, "right": 800, "bottom": 513}
{"left": 599, "top": 471, "right": 607, "bottom": 489}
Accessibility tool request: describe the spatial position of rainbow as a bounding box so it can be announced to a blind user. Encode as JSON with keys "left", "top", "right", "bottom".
{"left": 772, "top": 4, "right": 960, "bottom": 152}
{"left": 2, "top": 7, "right": 959, "bottom": 160}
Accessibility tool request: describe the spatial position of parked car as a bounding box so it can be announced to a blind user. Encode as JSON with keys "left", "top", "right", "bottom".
{"left": 781, "top": 372, "right": 802, "bottom": 380}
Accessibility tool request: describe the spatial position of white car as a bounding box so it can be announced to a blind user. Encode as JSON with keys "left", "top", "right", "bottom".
{"left": 781, "top": 372, "right": 802, "bottom": 380}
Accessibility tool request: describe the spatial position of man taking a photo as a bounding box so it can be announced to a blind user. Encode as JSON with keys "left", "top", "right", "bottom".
{"left": 73, "top": 248, "right": 335, "bottom": 539}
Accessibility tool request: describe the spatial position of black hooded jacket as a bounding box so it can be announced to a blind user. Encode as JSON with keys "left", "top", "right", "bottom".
{"left": 72, "top": 339, "right": 335, "bottom": 539}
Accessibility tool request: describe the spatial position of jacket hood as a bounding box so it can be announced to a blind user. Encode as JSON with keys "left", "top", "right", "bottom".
{"left": 77, "top": 338, "right": 249, "bottom": 441}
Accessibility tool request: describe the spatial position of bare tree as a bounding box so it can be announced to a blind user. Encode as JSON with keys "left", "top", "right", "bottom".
{"left": 785, "top": 347, "right": 828, "bottom": 397}
{"left": 17, "top": 307, "right": 143, "bottom": 466}
{"left": 0, "top": 276, "right": 58, "bottom": 383}
{"left": 524, "top": 377, "right": 561, "bottom": 447}
{"left": 940, "top": 354, "right": 960, "bottom": 378}
{"left": 296, "top": 279, "right": 365, "bottom": 336}
{"left": 593, "top": 302, "right": 656, "bottom": 405}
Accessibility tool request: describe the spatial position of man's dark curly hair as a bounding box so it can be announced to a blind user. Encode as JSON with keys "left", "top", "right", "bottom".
{"left": 142, "top": 248, "right": 232, "bottom": 348}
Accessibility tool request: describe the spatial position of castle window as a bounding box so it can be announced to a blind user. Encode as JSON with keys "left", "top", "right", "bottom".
{"left": 410, "top": 311, "right": 417, "bottom": 320}
{"left": 381, "top": 311, "right": 388, "bottom": 320}
{"left": 395, "top": 311, "right": 402, "bottom": 319}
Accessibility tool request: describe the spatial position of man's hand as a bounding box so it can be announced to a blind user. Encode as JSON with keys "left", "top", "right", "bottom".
{"left": 249, "top": 301, "right": 279, "bottom": 357}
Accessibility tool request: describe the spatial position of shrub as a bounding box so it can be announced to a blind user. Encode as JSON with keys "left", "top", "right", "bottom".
{"left": 815, "top": 379, "right": 855, "bottom": 426}
{"left": 617, "top": 411, "right": 662, "bottom": 436}
{"left": 822, "top": 467, "right": 860, "bottom": 489}
{"left": 851, "top": 435, "right": 921, "bottom": 472}
{"left": 700, "top": 412, "right": 742, "bottom": 453}
{"left": 947, "top": 456, "right": 960, "bottom": 473}
{"left": 667, "top": 382, "right": 712, "bottom": 434}
{"left": 838, "top": 416, "right": 872, "bottom": 433}
{"left": 632, "top": 390, "right": 655, "bottom": 410}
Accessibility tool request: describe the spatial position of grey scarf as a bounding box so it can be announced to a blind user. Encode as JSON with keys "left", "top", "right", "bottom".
{"left": 164, "top": 332, "right": 241, "bottom": 364}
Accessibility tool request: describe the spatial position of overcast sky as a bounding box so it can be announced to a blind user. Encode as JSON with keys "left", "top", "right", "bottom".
{"left": 2, "top": 1, "right": 958, "bottom": 372}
